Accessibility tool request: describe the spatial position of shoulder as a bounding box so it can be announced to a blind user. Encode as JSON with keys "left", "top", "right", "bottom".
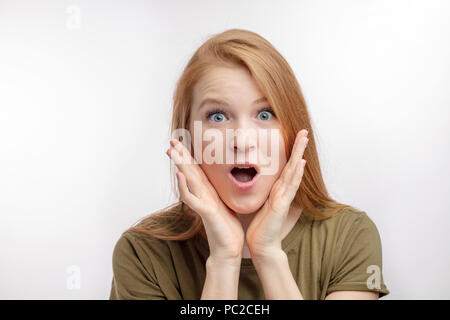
{"left": 318, "top": 207, "right": 390, "bottom": 298}
{"left": 112, "top": 229, "right": 171, "bottom": 262}
{"left": 307, "top": 206, "right": 382, "bottom": 244}
{"left": 113, "top": 202, "right": 186, "bottom": 256}
{"left": 335, "top": 207, "right": 381, "bottom": 240}
{"left": 111, "top": 229, "right": 175, "bottom": 285}
{"left": 315, "top": 206, "right": 377, "bottom": 229}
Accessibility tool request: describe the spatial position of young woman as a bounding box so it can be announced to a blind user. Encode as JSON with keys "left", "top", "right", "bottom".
{"left": 109, "top": 29, "right": 390, "bottom": 300}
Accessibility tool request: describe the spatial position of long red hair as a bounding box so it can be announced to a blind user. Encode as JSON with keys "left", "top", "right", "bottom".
{"left": 127, "top": 29, "right": 353, "bottom": 240}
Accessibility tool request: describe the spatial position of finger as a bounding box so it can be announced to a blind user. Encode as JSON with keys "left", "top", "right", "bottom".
{"left": 176, "top": 171, "right": 202, "bottom": 214}
{"left": 167, "top": 146, "right": 183, "bottom": 165}
{"left": 167, "top": 141, "right": 208, "bottom": 197}
{"left": 275, "top": 159, "right": 306, "bottom": 210}
{"left": 171, "top": 139, "right": 195, "bottom": 165}
{"left": 289, "top": 159, "right": 306, "bottom": 193}
{"left": 280, "top": 130, "right": 308, "bottom": 183}
{"left": 290, "top": 129, "right": 308, "bottom": 164}
{"left": 168, "top": 147, "right": 203, "bottom": 196}
{"left": 170, "top": 139, "right": 208, "bottom": 184}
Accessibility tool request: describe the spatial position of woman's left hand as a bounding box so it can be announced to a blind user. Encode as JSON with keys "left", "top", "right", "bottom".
{"left": 246, "top": 129, "right": 309, "bottom": 261}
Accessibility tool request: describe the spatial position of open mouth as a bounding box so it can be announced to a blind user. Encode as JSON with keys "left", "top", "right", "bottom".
{"left": 230, "top": 166, "right": 258, "bottom": 182}
{"left": 228, "top": 163, "right": 260, "bottom": 191}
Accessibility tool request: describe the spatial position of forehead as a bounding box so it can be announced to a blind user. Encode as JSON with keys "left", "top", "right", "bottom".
{"left": 192, "top": 66, "right": 265, "bottom": 110}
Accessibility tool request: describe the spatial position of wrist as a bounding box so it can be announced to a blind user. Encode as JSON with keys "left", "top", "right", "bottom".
{"left": 250, "top": 248, "right": 287, "bottom": 267}
{"left": 206, "top": 256, "right": 242, "bottom": 270}
{"left": 202, "top": 256, "right": 241, "bottom": 300}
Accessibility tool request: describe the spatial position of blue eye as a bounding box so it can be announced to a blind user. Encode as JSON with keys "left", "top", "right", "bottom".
{"left": 207, "top": 109, "right": 228, "bottom": 122}
{"left": 257, "top": 108, "right": 275, "bottom": 120}
{"left": 206, "top": 107, "right": 275, "bottom": 122}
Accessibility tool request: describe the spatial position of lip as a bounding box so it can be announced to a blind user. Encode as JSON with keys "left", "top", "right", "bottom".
{"left": 228, "top": 164, "right": 260, "bottom": 191}
{"left": 227, "top": 162, "right": 260, "bottom": 174}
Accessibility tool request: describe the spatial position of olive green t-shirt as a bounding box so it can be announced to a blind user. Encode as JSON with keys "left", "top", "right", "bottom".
{"left": 109, "top": 206, "right": 389, "bottom": 300}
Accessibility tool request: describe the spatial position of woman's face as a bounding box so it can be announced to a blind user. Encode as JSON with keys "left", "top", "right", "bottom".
{"left": 188, "top": 65, "right": 288, "bottom": 214}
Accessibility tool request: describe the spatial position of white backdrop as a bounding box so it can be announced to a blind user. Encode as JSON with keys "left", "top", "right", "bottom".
{"left": 0, "top": 0, "right": 449, "bottom": 299}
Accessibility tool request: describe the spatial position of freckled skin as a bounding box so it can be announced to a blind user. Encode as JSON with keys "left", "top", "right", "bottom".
{"left": 188, "top": 65, "right": 288, "bottom": 216}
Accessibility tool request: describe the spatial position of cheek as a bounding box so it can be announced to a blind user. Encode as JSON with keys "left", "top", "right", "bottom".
{"left": 195, "top": 133, "right": 228, "bottom": 184}
{"left": 199, "top": 162, "right": 218, "bottom": 179}
{"left": 261, "top": 129, "right": 288, "bottom": 179}
{"left": 199, "top": 162, "right": 228, "bottom": 190}
{"left": 276, "top": 133, "right": 288, "bottom": 163}
{"left": 277, "top": 140, "right": 288, "bottom": 175}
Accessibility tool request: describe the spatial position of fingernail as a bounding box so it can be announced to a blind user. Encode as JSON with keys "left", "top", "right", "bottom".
{"left": 304, "top": 129, "right": 309, "bottom": 136}
{"left": 170, "top": 139, "right": 176, "bottom": 147}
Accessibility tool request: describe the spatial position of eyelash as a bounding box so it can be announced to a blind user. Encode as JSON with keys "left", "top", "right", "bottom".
{"left": 206, "top": 107, "right": 276, "bottom": 121}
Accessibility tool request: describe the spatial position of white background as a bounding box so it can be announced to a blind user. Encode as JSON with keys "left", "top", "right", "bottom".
{"left": 0, "top": 0, "right": 449, "bottom": 299}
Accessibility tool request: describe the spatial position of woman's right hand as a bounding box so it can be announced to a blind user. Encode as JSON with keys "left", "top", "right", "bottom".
{"left": 166, "top": 139, "right": 244, "bottom": 264}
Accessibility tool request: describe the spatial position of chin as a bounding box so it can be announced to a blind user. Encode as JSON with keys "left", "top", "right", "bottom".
{"left": 230, "top": 206, "right": 257, "bottom": 214}
{"left": 223, "top": 195, "right": 265, "bottom": 214}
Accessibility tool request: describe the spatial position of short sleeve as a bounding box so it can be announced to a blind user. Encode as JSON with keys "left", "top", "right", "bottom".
{"left": 326, "top": 212, "right": 390, "bottom": 298}
{"left": 109, "top": 232, "right": 167, "bottom": 300}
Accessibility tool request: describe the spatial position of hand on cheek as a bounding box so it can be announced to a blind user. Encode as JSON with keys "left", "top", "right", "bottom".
{"left": 166, "top": 139, "right": 246, "bottom": 262}
{"left": 245, "top": 129, "right": 309, "bottom": 261}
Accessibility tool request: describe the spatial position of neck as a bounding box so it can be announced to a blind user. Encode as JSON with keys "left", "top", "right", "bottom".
{"left": 198, "top": 203, "right": 304, "bottom": 257}
{"left": 235, "top": 211, "right": 256, "bottom": 234}
{"left": 235, "top": 203, "right": 303, "bottom": 231}
{"left": 235, "top": 203, "right": 304, "bottom": 258}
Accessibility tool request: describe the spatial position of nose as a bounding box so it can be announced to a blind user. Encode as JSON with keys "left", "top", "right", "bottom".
{"left": 230, "top": 123, "right": 257, "bottom": 155}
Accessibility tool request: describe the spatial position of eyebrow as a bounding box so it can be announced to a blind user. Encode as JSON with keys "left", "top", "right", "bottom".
{"left": 198, "top": 96, "right": 268, "bottom": 111}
